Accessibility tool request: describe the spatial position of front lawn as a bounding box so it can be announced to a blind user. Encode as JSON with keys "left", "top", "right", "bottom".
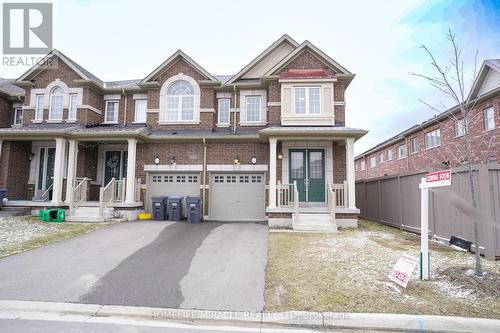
{"left": 265, "top": 219, "right": 500, "bottom": 318}
{"left": 0, "top": 216, "right": 107, "bottom": 257}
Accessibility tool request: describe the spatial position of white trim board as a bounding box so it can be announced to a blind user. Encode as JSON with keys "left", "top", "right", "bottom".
{"left": 144, "top": 164, "right": 203, "bottom": 172}
{"left": 207, "top": 164, "right": 268, "bottom": 172}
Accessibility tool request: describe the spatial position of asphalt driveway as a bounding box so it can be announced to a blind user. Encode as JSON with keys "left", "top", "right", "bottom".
{"left": 0, "top": 221, "right": 268, "bottom": 311}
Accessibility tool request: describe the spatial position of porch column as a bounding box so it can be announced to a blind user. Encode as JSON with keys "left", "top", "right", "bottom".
{"left": 65, "top": 140, "right": 78, "bottom": 204}
{"left": 268, "top": 137, "right": 277, "bottom": 208}
{"left": 345, "top": 138, "right": 356, "bottom": 209}
{"left": 125, "top": 138, "right": 137, "bottom": 203}
{"left": 51, "top": 137, "right": 67, "bottom": 204}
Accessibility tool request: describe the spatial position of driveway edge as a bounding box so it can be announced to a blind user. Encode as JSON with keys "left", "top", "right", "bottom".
{"left": 0, "top": 300, "right": 499, "bottom": 333}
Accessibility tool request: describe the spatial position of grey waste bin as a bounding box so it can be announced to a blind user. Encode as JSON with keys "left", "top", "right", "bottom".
{"left": 167, "top": 195, "right": 184, "bottom": 221}
{"left": 0, "top": 189, "right": 7, "bottom": 209}
{"left": 151, "top": 196, "right": 168, "bottom": 221}
{"left": 186, "top": 196, "right": 202, "bottom": 223}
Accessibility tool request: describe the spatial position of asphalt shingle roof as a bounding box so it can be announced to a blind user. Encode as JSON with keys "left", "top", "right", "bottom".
{"left": 0, "top": 78, "right": 24, "bottom": 96}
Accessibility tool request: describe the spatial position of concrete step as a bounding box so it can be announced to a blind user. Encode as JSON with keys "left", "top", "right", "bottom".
{"left": 293, "top": 223, "right": 338, "bottom": 232}
{"left": 292, "top": 213, "right": 337, "bottom": 232}
{"left": 66, "top": 215, "right": 104, "bottom": 222}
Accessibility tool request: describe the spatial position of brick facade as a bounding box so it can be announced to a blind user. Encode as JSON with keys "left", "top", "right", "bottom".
{"left": 356, "top": 94, "right": 499, "bottom": 180}
{"left": 0, "top": 96, "right": 13, "bottom": 128}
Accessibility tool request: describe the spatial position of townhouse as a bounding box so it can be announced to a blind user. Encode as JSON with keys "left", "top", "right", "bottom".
{"left": 355, "top": 59, "right": 499, "bottom": 180}
{"left": 0, "top": 35, "right": 367, "bottom": 231}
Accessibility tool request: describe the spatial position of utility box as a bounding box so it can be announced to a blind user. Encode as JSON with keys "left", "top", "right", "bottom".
{"left": 151, "top": 196, "right": 168, "bottom": 221}
{"left": 0, "top": 189, "right": 7, "bottom": 209}
{"left": 167, "top": 195, "right": 184, "bottom": 221}
{"left": 186, "top": 196, "right": 202, "bottom": 223}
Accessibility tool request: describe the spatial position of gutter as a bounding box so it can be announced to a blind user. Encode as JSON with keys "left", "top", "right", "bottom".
{"left": 233, "top": 85, "right": 237, "bottom": 133}
{"left": 202, "top": 138, "right": 207, "bottom": 218}
{"left": 122, "top": 89, "right": 127, "bottom": 126}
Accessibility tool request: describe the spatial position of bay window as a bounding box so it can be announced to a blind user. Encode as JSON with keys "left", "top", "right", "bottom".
{"left": 294, "top": 87, "right": 320, "bottom": 114}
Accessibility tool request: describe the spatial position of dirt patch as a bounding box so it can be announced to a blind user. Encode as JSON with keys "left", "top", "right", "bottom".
{"left": 434, "top": 267, "right": 500, "bottom": 299}
{"left": 265, "top": 219, "right": 500, "bottom": 318}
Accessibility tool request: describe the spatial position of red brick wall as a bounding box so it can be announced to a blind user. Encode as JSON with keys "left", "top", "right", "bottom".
{"left": 0, "top": 141, "right": 32, "bottom": 200}
{"left": 332, "top": 143, "right": 346, "bottom": 183}
{"left": 356, "top": 94, "right": 500, "bottom": 180}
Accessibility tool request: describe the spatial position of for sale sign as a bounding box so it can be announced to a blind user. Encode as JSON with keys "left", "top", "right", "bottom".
{"left": 424, "top": 169, "right": 451, "bottom": 188}
{"left": 388, "top": 254, "right": 418, "bottom": 288}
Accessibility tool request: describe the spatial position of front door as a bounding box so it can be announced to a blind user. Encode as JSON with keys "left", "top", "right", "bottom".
{"left": 104, "top": 151, "right": 128, "bottom": 185}
{"left": 289, "top": 149, "right": 325, "bottom": 202}
{"left": 37, "top": 147, "right": 56, "bottom": 198}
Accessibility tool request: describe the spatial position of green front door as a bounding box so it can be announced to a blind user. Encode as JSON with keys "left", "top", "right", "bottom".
{"left": 37, "top": 147, "right": 56, "bottom": 197}
{"left": 289, "top": 149, "right": 325, "bottom": 202}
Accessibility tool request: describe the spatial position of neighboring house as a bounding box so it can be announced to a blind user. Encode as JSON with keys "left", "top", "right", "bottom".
{"left": 355, "top": 59, "right": 499, "bottom": 181}
{"left": 0, "top": 78, "right": 24, "bottom": 128}
{"left": 0, "top": 35, "right": 367, "bottom": 231}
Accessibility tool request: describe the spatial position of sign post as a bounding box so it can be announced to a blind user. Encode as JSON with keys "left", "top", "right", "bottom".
{"left": 419, "top": 169, "right": 451, "bottom": 280}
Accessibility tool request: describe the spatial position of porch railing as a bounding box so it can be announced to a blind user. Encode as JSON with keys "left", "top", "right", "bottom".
{"left": 276, "top": 181, "right": 295, "bottom": 208}
{"left": 327, "top": 183, "right": 337, "bottom": 224}
{"left": 99, "top": 177, "right": 117, "bottom": 217}
{"left": 274, "top": 181, "right": 347, "bottom": 209}
{"left": 330, "top": 181, "right": 347, "bottom": 208}
{"left": 293, "top": 180, "right": 299, "bottom": 216}
{"left": 72, "top": 177, "right": 89, "bottom": 211}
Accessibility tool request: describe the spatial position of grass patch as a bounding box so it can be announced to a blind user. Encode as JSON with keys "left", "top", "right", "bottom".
{"left": 265, "top": 219, "right": 500, "bottom": 318}
{"left": 0, "top": 217, "right": 107, "bottom": 258}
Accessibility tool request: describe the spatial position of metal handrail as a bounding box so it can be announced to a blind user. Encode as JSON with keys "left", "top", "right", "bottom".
{"left": 41, "top": 183, "right": 53, "bottom": 201}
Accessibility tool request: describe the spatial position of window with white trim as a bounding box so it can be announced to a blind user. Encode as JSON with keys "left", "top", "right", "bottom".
{"left": 370, "top": 156, "right": 376, "bottom": 168}
{"left": 166, "top": 80, "right": 195, "bottom": 121}
{"left": 134, "top": 99, "right": 147, "bottom": 123}
{"left": 245, "top": 96, "right": 261, "bottom": 122}
{"left": 68, "top": 94, "right": 77, "bottom": 120}
{"left": 455, "top": 118, "right": 465, "bottom": 137}
{"left": 387, "top": 149, "right": 393, "bottom": 161}
{"left": 487, "top": 156, "right": 497, "bottom": 165}
{"left": 379, "top": 152, "right": 384, "bottom": 163}
{"left": 49, "top": 86, "right": 64, "bottom": 120}
{"left": 35, "top": 95, "right": 44, "bottom": 120}
{"left": 218, "top": 98, "right": 230, "bottom": 125}
{"left": 14, "top": 108, "right": 22, "bottom": 125}
{"left": 294, "top": 87, "right": 320, "bottom": 114}
{"left": 398, "top": 144, "right": 407, "bottom": 159}
{"left": 409, "top": 137, "right": 418, "bottom": 154}
{"left": 360, "top": 160, "right": 365, "bottom": 171}
{"left": 425, "top": 128, "right": 441, "bottom": 149}
{"left": 484, "top": 107, "right": 495, "bottom": 130}
{"left": 105, "top": 100, "right": 119, "bottom": 123}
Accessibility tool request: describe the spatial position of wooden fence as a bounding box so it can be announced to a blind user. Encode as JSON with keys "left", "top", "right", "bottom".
{"left": 355, "top": 165, "right": 500, "bottom": 259}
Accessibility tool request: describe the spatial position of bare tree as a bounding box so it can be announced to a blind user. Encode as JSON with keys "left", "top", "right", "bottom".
{"left": 411, "top": 29, "right": 490, "bottom": 276}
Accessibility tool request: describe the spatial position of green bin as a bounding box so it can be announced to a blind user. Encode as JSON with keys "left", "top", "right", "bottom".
{"left": 40, "top": 209, "right": 65, "bottom": 222}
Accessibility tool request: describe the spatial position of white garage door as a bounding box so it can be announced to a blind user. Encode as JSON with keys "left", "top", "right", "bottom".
{"left": 209, "top": 173, "right": 266, "bottom": 221}
{"left": 147, "top": 173, "right": 201, "bottom": 214}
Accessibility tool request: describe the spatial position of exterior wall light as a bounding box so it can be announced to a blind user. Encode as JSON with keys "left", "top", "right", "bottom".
{"left": 234, "top": 156, "right": 240, "bottom": 165}
{"left": 277, "top": 152, "right": 283, "bottom": 160}
{"left": 251, "top": 156, "right": 257, "bottom": 165}
{"left": 154, "top": 156, "right": 160, "bottom": 165}
{"left": 29, "top": 152, "right": 35, "bottom": 161}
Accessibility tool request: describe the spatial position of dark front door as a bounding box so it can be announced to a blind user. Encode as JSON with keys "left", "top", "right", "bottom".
{"left": 104, "top": 151, "right": 128, "bottom": 185}
{"left": 289, "top": 149, "right": 325, "bottom": 202}
{"left": 37, "top": 147, "right": 56, "bottom": 198}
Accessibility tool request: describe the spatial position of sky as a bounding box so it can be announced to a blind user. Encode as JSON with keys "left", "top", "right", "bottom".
{"left": 1, "top": 0, "right": 499, "bottom": 155}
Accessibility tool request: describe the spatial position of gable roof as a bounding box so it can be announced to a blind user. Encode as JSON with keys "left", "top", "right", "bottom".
{"left": 140, "top": 50, "right": 217, "bottom": 83}
{"left": 16, "top": 49, "right": 103, "bottom": 86}
{"left": 264, "top": 40, "right": 353, "bottom": 78}
{"left": 225, "top": 34, "right": 299, "bottom": 85}
{"left": 468, "top": 59, "right": 500, "bottom": 100}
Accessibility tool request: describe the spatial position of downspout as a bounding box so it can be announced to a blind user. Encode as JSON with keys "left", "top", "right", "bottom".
{"left": 122, "top": 89, "right": 127, "bottom": 126}
{"left": 202, "top": 137, "right": 207, "bottom": 219}
{"left": 233, "top": 85, "right": 237, "bottom": 133}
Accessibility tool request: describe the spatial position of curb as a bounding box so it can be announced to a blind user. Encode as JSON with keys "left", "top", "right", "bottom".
{"left": 0, "top": 300, "right": 499, "bottom": 332}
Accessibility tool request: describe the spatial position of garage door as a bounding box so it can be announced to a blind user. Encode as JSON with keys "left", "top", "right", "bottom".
{"left": 210, "top": 173, "right": 265, "bottom": 221}
{"left": 147, "top": 173, "right": 201, "bottom": 214}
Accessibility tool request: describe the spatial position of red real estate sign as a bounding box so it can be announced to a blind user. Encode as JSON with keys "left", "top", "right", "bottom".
{"left": 388, "top": 254, "right": 418, "bottom": 288}
{"left": 424, "top": 169, "right": 451, "bottom": 188}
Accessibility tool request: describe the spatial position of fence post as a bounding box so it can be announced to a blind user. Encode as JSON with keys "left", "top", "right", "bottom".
{"left": 478, "top": 165, "right": 495, "bottom": 259}
{"left": 378, "top": 179, "right": 382, "bottom": 222}
{"left": 398, "top": 175, "right": 403, "bottom": 230}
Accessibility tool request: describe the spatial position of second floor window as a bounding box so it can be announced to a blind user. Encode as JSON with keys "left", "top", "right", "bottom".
{"left": 360, "top": 160, "right": 365, "bottom": 171}
{"left": 387, "top": 149, "right": 393, "bottom": 161}
{"left": 49, "top": 86, "right": 64, "bottom": 120}
{"left": 410, "top": 137, "right": 418, "bottom": 154}
{"left": 485, "top": 107, "right": 495, "bottom": 130}
{"left": 68, "top": 94, "right": 77, "bottom": 120}
{"left": 294, "top": 87, "right": 320, "bottom": 114}
{"left": 398, "top": 144, "right": 407, "bottom": 159}
{"left": 105, "top": 100, "right": 119, "bottom": 123}
{"left": 134, "top": 99, "right": 147, "bottom": 123}
{"left": 425, "top": 128, "right": 441, "bottom": 149}
{"left": 166, "top": 80, "right": 195, "bottom": 121}
{"left": 370, "top": 156, "right": 376, "bottom": 168}
{"left": 455, "top": 118, "right": 465, "bottom": 137}
{"left": 218, "top": 98, "right": 230, "bottom": 125}
{"left": 35, "top": 95, "right": 44, "bottom": 120}
{"left": 245, "top": 96, "right": 261, "bottom": 122}
{"left": 379, "top": 152, "right": 384, "bottom": 163}
{"left": 14, "top": 108, "right": 22, "bottom": 125}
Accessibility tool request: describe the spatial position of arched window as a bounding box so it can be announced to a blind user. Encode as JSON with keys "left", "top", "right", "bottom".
{"left": 49, "top": 86, "right": 64, "bottom": 120}
{"left": 166, "top": 80, "right": 195, "bottom": 121}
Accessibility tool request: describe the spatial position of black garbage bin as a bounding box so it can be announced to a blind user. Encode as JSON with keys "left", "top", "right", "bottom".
{"left": 0, "top": 189, "right": 7, "bottom": 209}
{"left": 167, "top": 195, "right": 184, "bottom": 221}
{"left": 151, "top": 196, "right": 168, "bottom": 221}
{"left": 186, "top": 196, "right": 202, "bottom": 223}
